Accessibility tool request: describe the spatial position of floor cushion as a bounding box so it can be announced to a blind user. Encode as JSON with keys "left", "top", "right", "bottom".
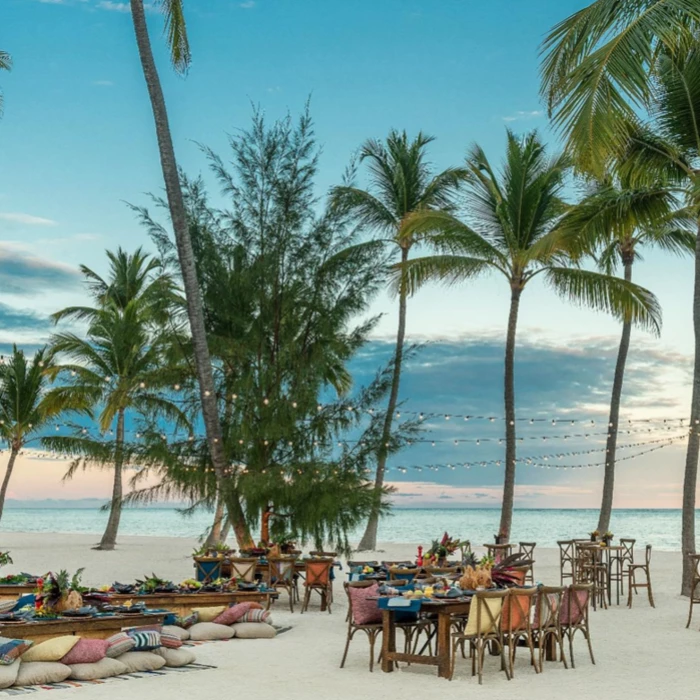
{"left": 155, "top": 647, "right": 196, "bottom": 668}
{"left": 0, "top": 637, "right": 32, "bottom": 665}
{"left": 104, "top": 632, "right": 136, "bottom": 658}
{"left": 192, "top": 606, "right": 226, "bottom": 622}
{"left": 188, "top": 622, "right": 235, "bottom": 641}
{"left": 0, "top": 660, "right": 20, "bottom": 689}
{"left": 60, "top": 638, "right": 108, "bottom": 665}
{"left": 238, "top": 609, "right": 272, "bottom": 624}
{"left": 162, "top": 625, "right": 189, "bottom": 642}
{"left": 160, "top": 630, "right": 183, "bottom": 649}
{"left": 68, "top": 657, "right": 128, "bottom": 680}
{"left": 213, "top": 602, "right": 253, "bottom": 625}
{"left": 14, "top": 662, "right": 71, "bottom": 687}
{"left": 22, "top": 636, "right": 80, "bottom": 663}
{"left": 231, "top": 622, "right": 277, "bottom": 639}
{"left": 113, "top": 651, "right": 166, "bottom": 673}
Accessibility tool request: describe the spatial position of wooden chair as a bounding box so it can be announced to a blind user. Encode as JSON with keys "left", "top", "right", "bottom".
{"left": 557, "top": 540, "right": 575, "bottom": 585}
{"left": 561, "top": 583, "right": 595, "bottom": 668}
{"left": 301, "top": 558, "right": 333, "bottom": 613}
{"left": 686, "top": 553, "right": 700, "bottom": 628}
{"left": 267, "top": 557, "right": 297, "bottom": 613}
{"left": 450, "top": 589, "right": 510, "bottom": 684}
{"left": 229, "top": 557, "right": 258, "bottom": 584}
{"left": 388, "top": 567, "right": 421, "bottom": 583}
{"left": 484, "top": 543, "right": 513, "bottom": 563}
{"left": 620, "top": 538, "right": 636, "bottom": 574}
{"left": 627, "top": 544, "right": 655, "bottom": 608}
{"left": 518, "top": 542, "right": 536, "bottom": 584}
{"left": 501, "top": 586, "right": 539, "bottom": 677}
{"left": 532, "top": 586, "right": 568, "bottom": 672}
{"left": 576, "top": 545, "right": 607, "bottom": 610}
{"left": 340, "top": 581, "right": 382, "bottom": 671}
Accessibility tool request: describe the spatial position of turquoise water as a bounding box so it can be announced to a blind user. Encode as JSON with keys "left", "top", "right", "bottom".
{"left": 0, "top": 507, "right": 691, "bottom": 551}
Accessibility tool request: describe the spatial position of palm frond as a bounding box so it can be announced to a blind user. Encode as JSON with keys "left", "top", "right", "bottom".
{"left": 158, "top": 0, "right": 191, "bottom": 73}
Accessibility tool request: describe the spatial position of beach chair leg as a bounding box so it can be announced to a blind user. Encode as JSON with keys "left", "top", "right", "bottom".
{"left": 585, "top": 630, "right": 595, "bottom": 665}
{"left": 301, "top": 587, "right": 310, "bottom": 613}
{"left": 369, "top": 633, "right": 376, "bottom": 672}
{"left": 568, "top": 631, "right": 575, "bottom": 669}
{"left": 647, "top": 575, "right": 655, "bottom": 608}
{"left": 627, "top": 571, "right": 633, "bottom": 608}
{"left": 340, "top": 630, "right": 353, "bottom": 669}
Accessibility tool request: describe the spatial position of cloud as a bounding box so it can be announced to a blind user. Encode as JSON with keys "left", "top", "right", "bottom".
{"left": 92, "top": 80, "right": 114, "bottom": 87}
{"left": 240, "top": 1, "right": 256, "bottom": 7}
{"left": 0, "top": 303, "right": 50, "bottom": 332}
{"left": 97, "top": 1, "right": 130, "bottom": 11}
{"left": 0, "top": 212, "right": 57, "bottom": 226}
{"left": 503, "top": 110, "right": 544, "bottom": 123}
{"left": 0, "top": 244, "right": 80, "bottom": 295}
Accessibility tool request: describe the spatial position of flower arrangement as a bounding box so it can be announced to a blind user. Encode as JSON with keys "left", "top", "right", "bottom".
{"left": 589, "top": 530, "right": 600, "bottom": 542}
{"left": 494, "top": 530, "right": 508, "bottom": 544}
{"left": 36, "top": 569, "right": 85, "bottom": 613}
{"left": 425, "top": 532, "right": 466, "bottom": 563}
{"left": 602, "top": 531, "right": 614, "bottom": 545}
{"left": 0, "top": 551, "right": 13, "bottom": 568}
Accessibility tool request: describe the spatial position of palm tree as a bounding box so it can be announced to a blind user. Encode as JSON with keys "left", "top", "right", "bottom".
{"left": 560, "top": 177, "right": 694, "bottom": 533}
{"left": 47, "top": 248, "right": 188, "bottom": 550}
{"left": 0, "top": 50, "right": 10, "bottom": 116}
{"left": 0, "top": 346, "right": 69, "bottom": 523}
{"left": 400, "top": 130, "right": 662, "bottom": 540}
{"left": 126, "top": 2, "right": 230, "bottom": 501}
{"left": 331, "top": 130, "right": 465, "bottom": 550}
{"left": 541, "top": 1, "right": 700, "bottom": 594}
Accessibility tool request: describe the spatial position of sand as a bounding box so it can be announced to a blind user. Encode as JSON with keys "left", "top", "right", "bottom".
{"left": 1, "top": 532, "right": 698, "bottom": 699}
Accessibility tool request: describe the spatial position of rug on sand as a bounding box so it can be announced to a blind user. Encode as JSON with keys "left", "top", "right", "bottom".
{"left": 0, "top": 663, "right": 216, "bottom": 696}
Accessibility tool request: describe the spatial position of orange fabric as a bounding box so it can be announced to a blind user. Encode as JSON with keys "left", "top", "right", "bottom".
{"left": 509, "top": 568, "right": 526, "bottom": 585}
{"left": 305, "top": 560, "right": 331, "bottom": 586}
{"left": 248, "top": 602, "right": 263, "bottom": 610}
{"left": 500, "top": 594, "right": 530, "bottom": 632}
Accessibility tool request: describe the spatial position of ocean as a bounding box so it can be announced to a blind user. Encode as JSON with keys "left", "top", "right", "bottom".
{"left": 0, "top": 507, "right": 690, "bottom": 551}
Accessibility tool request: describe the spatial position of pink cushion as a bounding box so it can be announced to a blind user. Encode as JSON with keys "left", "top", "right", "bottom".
{"left": 213, "top": 603, "right": 254, "bottom": 625}
{"left": 239, "top": 609, "right": 271, "bottom": 623}
{"left": 560, "top": 589, "right": 588, "bottom": 625}
{"left": 60, "top": 639, "right": 108, "bottom": 665}
{"left": 349, "top": 584, "right": 381, "bottom": 625}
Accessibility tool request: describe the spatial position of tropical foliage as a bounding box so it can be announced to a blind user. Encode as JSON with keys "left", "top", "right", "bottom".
{"left": 0, "top": 50, "right": 10, "bottom": 116}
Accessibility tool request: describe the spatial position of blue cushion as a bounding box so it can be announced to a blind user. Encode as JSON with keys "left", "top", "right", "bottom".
{"left": 0, "top": 637, "right": 33, "bottom": 665}
{"left": 13, "top": 594, "right": 35, "bottom": 611}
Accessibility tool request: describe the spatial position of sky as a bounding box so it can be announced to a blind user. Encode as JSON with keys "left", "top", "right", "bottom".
{"left": 0, "top": 0, "right": 695, "bottom": 509}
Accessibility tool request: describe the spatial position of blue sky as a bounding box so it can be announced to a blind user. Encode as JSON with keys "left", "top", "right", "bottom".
{"left": 0, "top": 0, "right": 694, "bottom": 508}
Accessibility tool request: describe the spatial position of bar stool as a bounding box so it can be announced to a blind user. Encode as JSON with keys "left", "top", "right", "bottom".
{"left": 577, "top": 545, "right": 607, "bottom": 610}
{"left": 518, "top": 542, "right": 536, "bottom": 583}
{"left": 627, "top": 545, "right": 654, "bottom": 608}
{"left": 619, "top": 538, "right": 636, "bottom": 594}
{"left": 685, "top": 553, "right": 700, "bottom": 628}
{"left": 557, "top": 540, "right": 575, "bottom": 585}
{"left": 484, "top": 543, "right": 513, "bottom": 563}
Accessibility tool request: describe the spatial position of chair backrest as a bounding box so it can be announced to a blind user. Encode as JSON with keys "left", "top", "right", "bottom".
{"left": 534, "top": 586, "right": 565, "bottom": 629}
{"left": 620, "top": 538, "right": 636, "bottom": 562}
{"left": 509, "top": 566, "right": 530, "bottom": 586}
{"left": 230, "top": 557, "right": 258, "bottom": 583}
{"left": 347, "top": 560, "right": 379, "bottom": 569}
{"left": 501, "top": 586, "right": 538, "bottom": 633}
{"left": 465, "top": 589, "right": 507, "bottom": 636}
{"left": 267, "top": 556, "right": 296, "bottom": 583}
{"left": 388, "top": 567, "right": 421, "bottom": 582}
{"left": 519, "top": 542, "right": 536, "bottom": 559}
{"left": 305, "top": 558, "right": 333, "bottom": 586}
{"left": 687, "top": 552, "right": 700, "bottom": 577}
{"left": 561, "top": 583, "right": 592, "bottom": 626}
{"left": 343, "top": 580, "right": 379, "bottom": 625}
{"left": 644, "top": 544, "right": 652, "bottom": 566}
{"left": 558, "top": 540, "right": 575, "bottom": 565}
{"left": 309, "top": 551, "right": 337, "bottom": 558}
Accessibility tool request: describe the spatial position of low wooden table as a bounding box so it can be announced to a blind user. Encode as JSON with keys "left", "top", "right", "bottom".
{"left": 0, "top": 584, "right": 35, "bottom": 602}
{"left": 108, "top": 590, "right": 277, "bottom": 615}
{"left": 0, "top": 613, "right": 167, "bottom": 644}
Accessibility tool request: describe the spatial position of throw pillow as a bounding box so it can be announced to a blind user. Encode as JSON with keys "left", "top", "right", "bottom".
{"left": 68, "top": 658, "right": 128, "bottom": 681}
{"left": 104, "top": 632, "right": 135, "bottom": 659}
{"left": 348, "top": 583, "right": 381, "bottom": 625}
{"left": 160, "top": 631, "right": 183, "bottom": 650}
{"left": 21, "top": 636, "right": 79, "bottom": 663}
{"left": 231, "top": 622, "right": 277, "bottom": 639}
{"left": 125, "top": 628, "right": 162, "bottom": 652}
{"left": 0, "top": 660, "right": 20, "bottom": 689}
{"left": 155, "top": 647, "right": 196, "bottom": 668}
{"left": 212, "top": 602, "right": 253, "bottom": 625}
{"left": 192, "top": 606, "right": 225, "bottom": 623}
{"left": 239, "top": 609, "right": 271, "bottom": 624}
{"left": 14, "top": 662, "right": 71, "bottom": 687}
{"left": 60, "top": 638, "right": 108, "bottom": 665}
{"left": 174, "top": 612, "right": 198, "bottom": 629}
{"left": 0, "top": 637, "right": 32, "bottom": 666}
{"left": 162, "top": 625, "right": 189, "bottom": 642}
{"left": 113, "top": 651, "right": 166, "bottom": 674}
{"left": 188, "top": 622, "right": 235, "bottom": 641}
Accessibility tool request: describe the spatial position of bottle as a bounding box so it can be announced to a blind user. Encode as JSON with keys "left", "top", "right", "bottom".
{"left": 416, "top": 545, "right": 423, "bottom": 567}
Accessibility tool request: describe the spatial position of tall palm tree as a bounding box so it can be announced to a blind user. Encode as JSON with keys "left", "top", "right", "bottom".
{"left": 0, "top": 50, "right": 10, "bottom": 116}
{"left": 560, "top": 178, "right": 694, "bottom": 533}
{"left": 400, "top": 130, "right": 662, "bottom": 540}
{"left": 541, "top": 1, "right": 700, "bottom": 594}
{"left": 331, "top": 130, "right": 465, "bottom": 550}
{"left": 126, "top": 2, "right": 231, "bottom": 506}
{"left": 0, "top": 346, "right": 70, "bottom": 523}
{"left": 47, "top": 249, "right": 188, "bottom": 550}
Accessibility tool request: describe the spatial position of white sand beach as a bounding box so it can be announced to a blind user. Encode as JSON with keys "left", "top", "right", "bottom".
{"left": 1, "top": 532, "right": 697, "bottom": 699}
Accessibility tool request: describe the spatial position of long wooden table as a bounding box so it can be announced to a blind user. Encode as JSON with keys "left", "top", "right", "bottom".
{"left": 0, "top": 612, "right": 167, "bottom": 644}
{"left": 107, "top": 590, "right": 278, "bottom": 615}
{"left": 0, "top": 584, "right": 35, "bottom": 602}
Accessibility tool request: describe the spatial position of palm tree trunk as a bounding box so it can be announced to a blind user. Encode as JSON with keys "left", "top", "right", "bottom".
{"left": 597, "top": 257, "right": 633, "bottom": 534}
{"left": 224, "top": 489, "right": 254, "bottom": 549}
{"left": 204, "top": 494, "right": 225, "bottom": 547}
{"left": 499, "top": 286, "right": 522, "bottom": 541}
{"left": 682, "top": 222, "right": 700, "bottom": 596}
{"left": 96, "top": 409, "right": 125, "bottom": 551}
{"left": 0, "top": 447, "right": 19, "bottom": 524}
{"left": 128, "top": 0, "right": 252, "bottom": 545}
{"left": 357, "top": 246, "right": 410, "bottom": 551}
{"left": 220, "top": 514, "right": 231, "bottom": 543}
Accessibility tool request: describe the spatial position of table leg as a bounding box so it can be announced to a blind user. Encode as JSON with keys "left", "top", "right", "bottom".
{"left": 381, "top": 610, "right": 396, "bottom": 673}
{"left": 437, "top": 611, "right": 452, "bottom": 679}
{"left": 545, "top": 631, "right": 556, "bottom": 661}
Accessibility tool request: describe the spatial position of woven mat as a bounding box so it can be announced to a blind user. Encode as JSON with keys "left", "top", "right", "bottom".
{"left": 0, "top": 663, "right": 216, "bottom": 696}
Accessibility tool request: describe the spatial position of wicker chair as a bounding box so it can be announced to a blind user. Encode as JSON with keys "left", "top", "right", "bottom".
{"left": 301, "top": 558, "right": 334, "bottom": 613}
{"left": 340, "top": 581, "right": 383, "bottom": 671}
{"left": 501, "top": 586, "right": 539, "bottom": 677}
{"left": 266, "top": 557, "right": 297, "bottom": 613}
{"left": 450, "top": 589, "right": 510, "bottom": 684}
{"left": 229, "top": 557, "right": 258, "bottom": 584}
{"left": 518, "top": 542, "right": 536, "bottom": 583}
{"left": 532, "top": 585, "right": 568, "bottom": 672}
{"left": 627, "top": 544, "right": 655, "bottom": 608}
{"left": 561, "top": 583, "right": 595, "bottom": 668}
{"left": 557, "top": 540, "right": 575, "bottom": 585}
{"left": 686, "top": 553, "right": 700, "bottom": 628}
